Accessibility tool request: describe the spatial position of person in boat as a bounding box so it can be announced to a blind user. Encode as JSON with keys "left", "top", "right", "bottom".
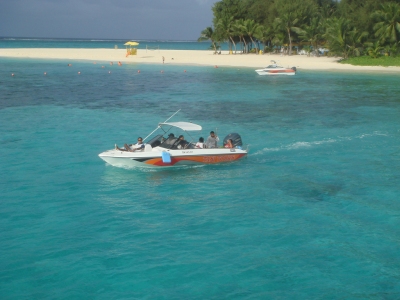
{"left": 115, "top": 137, "right": 144, "bottom": 152}
{"left": 160, "top": 133, "right": 175, "bottom": 147}
{"left": 195, "top": 137, "right": 205, "bottom": 148}
{"left": 206, "top": 131, "right": 219, "bottom": 148}
{"left": 176, "top": 135, "right": 188, "bottom": 149}
{"left": 224, "top": 139, "right": 234, "bottom": 148}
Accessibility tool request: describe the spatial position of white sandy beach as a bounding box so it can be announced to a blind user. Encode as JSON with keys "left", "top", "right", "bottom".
{"left": 1, "top": 48, "right": 400, "bottom": 72}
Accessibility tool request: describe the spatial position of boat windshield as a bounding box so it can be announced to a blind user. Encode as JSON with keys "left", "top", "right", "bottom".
{"left": 159, "top": 136, "right": 178, "bottom": 149}
{"left": 142, "top": 120, "right": 201, "bottom": 149}
{"left": 146, "top": 134, "right": 164, "bottom": 148}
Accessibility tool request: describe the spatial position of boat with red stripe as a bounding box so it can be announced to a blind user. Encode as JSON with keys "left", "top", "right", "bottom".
{"left": 98, "top": 110, "right": 248, "bottom": 168}
{"left": 255, "top": 60, "right": 296, "bottom": 76}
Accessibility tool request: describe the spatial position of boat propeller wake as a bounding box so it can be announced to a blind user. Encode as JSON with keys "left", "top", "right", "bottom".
{"left": 251, "top": 131, "right": 389, "bottom": 156}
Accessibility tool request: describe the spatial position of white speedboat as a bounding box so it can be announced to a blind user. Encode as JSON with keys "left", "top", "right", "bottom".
{"left": 255, "top": 60, "right": 296, "bottom": 75}
{"left": 98, "top": 111, "right": 248, "bottom": 168}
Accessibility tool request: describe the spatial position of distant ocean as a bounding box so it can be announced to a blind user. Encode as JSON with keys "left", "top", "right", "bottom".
{"left": 1, "top": 39, "right": 400, "bottom": 299}
{"left": 0, "top": 37, "right": 226, "bottom": 51}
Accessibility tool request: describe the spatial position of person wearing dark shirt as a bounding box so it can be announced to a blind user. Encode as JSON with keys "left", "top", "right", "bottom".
{"left": 176, "top": 135, "right": 188, "bottom": 149}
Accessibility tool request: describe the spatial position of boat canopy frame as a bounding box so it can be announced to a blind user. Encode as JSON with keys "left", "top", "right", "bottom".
{"left": 142, "top": 110, "right": 201, "bottom": 145}
{"left": 158, "top": 122, "right": 202, "bottom": 131}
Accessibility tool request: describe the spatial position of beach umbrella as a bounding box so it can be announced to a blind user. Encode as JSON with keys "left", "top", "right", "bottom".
{"left": 125, "top": 41, "right": 139, "bottom": 56}
{"left": 124, "top": 41, "right": 139, "bottom": 46}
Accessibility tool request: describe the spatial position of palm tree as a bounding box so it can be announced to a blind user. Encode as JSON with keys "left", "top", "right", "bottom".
{"left": 271, "top": 31, "right": 286, "bottom": 52}
{"left": 216, "top": 15, "right": 237, "bottom": 53}
{"left": 275, "top": 12, "right": 301, "bottom": 55}
{"left": 233, "top": 19, "right": 247, "bottom": 53}
{"left": 319, "top": 2, "right": 337, "bottom": 20}
{"left": 347, "top": 29, "right": 369, "bottom": 57}
{"left": 243, "top": 19, "right": 263, "bottom": 53}
{"left": 380, "top": 42, "right": 400, "bottom": 57}
{"left": 366, "top": 41, "right": 384, "bottom": 58}
{"left": 372, "top": 3, "right": 400, "bottom": 44}
{"left": 254, "top": 25, "right": 276, "bottom": 53}
{"left": 198, "top": 27, "right": 218, "bottom": 53}
{"left": 293, "top": 17, "right": 324, "bottom": 56}
{"left": 324, "top": 17, "right": 354, "bottom": 58}
{"left": 387, "top": 42, "right": 399, "bottom": 57}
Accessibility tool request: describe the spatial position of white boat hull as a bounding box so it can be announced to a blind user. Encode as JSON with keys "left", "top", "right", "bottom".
{"left": 99, "top": 147, "right": 247, "bottom": 168}
{"left": 255, "top": 69, "right": 296, "bottom": 75}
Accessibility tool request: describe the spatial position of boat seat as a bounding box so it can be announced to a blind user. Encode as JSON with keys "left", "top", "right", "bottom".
{"left": 152, "top": 140, "right": 161, "bottom": 147}
{"left": 144, "top": 144, "right": 152, "bottom": 152}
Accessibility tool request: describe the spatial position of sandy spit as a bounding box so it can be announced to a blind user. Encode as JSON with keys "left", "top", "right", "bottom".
{"left": 1, "top": 48, "right": 400, "bottom": 73}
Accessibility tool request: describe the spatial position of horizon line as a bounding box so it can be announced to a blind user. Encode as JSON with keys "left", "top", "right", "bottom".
{"left": 0, "top": 36, "right": 210, "bottom": 43}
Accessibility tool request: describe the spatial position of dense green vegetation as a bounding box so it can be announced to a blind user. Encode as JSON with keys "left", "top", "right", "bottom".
{"left": 198, "top": 0, "right": 400, "bottom": 62}
{"left": 339, "top": 56, "right": 400, "bottom": 66}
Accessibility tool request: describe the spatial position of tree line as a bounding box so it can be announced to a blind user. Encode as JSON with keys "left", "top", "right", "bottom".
{"left": 198, "top": 0, "right": 400, "bottom": 58}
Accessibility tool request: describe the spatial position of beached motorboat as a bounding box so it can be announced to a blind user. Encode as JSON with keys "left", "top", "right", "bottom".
{"left": 98, "top": 111, "right": 248, "bottom": 168}
{"left": 255, "top": 60, "right": 296, "bottom": 75}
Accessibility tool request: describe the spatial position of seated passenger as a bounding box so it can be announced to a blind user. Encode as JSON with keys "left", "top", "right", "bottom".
{"left": 115, "top": 137, "right": 145, "bottom": 152}
{"left": 224, "top": 139, "right": 234, "bottom": 148}
{"left": 164, "top": 133, "right": 175, "bottom": 145}
{"left": 176, "top": 135, "right": 188, "bottom": 149}
{"left": 195, "top": 137, "right": 205, "bottom": 148}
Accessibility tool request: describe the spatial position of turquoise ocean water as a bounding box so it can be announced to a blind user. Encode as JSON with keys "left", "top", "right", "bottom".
{"left": 1, "top": 40, "right": 400, "bottom": 299}
{"left": 0, "top": 37, "right": 226, "bottom": 51}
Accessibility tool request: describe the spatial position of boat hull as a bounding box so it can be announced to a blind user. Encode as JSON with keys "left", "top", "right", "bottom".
{"left": 99, "top": 148, "right": 247, "bottom": 168}
{"left": 255, "top": 69, "right": 296, "bottom": 75}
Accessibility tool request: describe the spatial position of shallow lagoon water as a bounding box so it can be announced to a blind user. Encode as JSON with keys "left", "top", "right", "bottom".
{"left": 1, "top": 57, "right": 400, "bottom": 299}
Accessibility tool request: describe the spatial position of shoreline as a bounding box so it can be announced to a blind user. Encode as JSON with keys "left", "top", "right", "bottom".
{"left": 1, "top": 48, "right": 400, "bottom": 73}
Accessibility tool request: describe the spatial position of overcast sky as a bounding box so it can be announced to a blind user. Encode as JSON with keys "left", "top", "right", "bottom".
{"left": 0, "top": 0, "right": 219, "bottom": 40}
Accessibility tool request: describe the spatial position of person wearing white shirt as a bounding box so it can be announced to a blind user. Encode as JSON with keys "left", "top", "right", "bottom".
{"left": 115, "top": 137, "right": 145, "bottom": 152}
{"left": 195, "top": 137, "right": 205, "bottom": 148}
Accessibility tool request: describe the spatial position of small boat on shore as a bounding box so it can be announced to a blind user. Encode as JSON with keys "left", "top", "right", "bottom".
{"left": 98, "top": 111, "right": 248, "bottom": 168}
{"left": 255, "top": 60, "right": 296, "bottom": 76}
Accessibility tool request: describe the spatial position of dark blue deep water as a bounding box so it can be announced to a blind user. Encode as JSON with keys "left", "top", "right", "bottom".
{"left": 1, "top": 57, "right": 400, "bottom": 299}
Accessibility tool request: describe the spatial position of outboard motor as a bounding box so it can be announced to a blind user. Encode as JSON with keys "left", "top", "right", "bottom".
{"left": 291, "top": 66, "right": 297, "bottom": 72}
{"left": 223, "top": 133, "right": 243, "bottom": 147}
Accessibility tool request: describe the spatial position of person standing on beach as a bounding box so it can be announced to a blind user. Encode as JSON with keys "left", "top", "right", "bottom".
{"left": 206, "top": 131, "right": 219, "bottom": 148}
{"left": 162, "top": 56, "right": 165, "bottom": 64}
